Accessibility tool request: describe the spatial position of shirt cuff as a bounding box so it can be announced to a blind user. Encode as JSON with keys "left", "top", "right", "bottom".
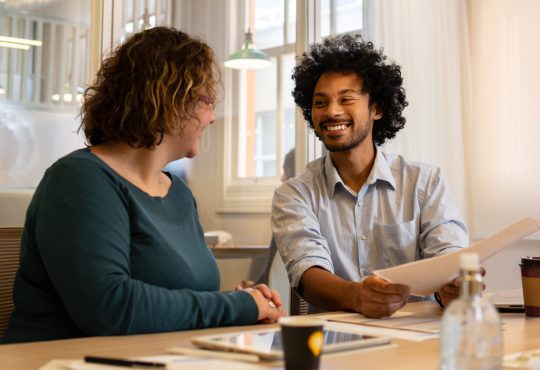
{"left": 433, "top": 292, "right": 445, "bottom": 308}
{"left": 289, "top": 258, "right": 334, "bottom": 288}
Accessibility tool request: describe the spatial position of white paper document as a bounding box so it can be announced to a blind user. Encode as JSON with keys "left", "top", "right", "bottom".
{"left": 39, "top": 355, "right": 277, "bottom": 370}
{"left": 503, "top": 348, "right": 540, "bottom": 369}
{"left": 373, "top": 217, "right": 540, "bottom": 296}
{"left": 316, "top": 312, "right": 439, "bottom": 341}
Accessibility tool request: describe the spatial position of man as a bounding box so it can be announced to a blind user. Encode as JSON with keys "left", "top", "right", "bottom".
{"left": 271, "top": 35, "right": 468, "bottom": 318}
{"left": 280, "top": 149, "right": 296, "bottom": 183}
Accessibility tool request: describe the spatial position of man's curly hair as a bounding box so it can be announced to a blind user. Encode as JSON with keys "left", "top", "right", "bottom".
{"left": 80, "top": 27, "right": 219, "bottom": 149}
{"left": 292, "top": 34, "right": 408, "bottom": 146}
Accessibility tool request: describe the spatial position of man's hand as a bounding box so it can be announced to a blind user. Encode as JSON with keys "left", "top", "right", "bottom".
{"left": 437, "top": 266, "right": 486, "bottom": 307}
{"left": 437, "top": 279, "right": 460, "bottom": 307}
{"left": 301, "top": 267, "right": 409, "bottom": 318}
{"left": 351, "top": 276, "right": 410, "bottom": 318}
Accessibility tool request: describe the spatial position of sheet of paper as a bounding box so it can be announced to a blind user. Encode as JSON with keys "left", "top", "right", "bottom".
{"left": 322, "top": 311, "right": 440, "bottom": 333}
{"left": 373, "top": 217, "right": 540, "bottom": 296}
{"left": 314, "top": 313, "right": 438, "bottom": 341}
{"left": 316, "top": 310, "right": 413, "bottom": 324}
{"left": 503, "top": 348, "right": 540, "bottom": 369}
{"left": 38, "top": 355, "right": 277, "bottom": 370}
{"left": 331, "top": 313, "right": 441, "bottom": 334}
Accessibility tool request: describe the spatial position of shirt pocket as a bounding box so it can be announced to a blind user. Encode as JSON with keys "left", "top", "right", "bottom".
{"left": 373, "top": 219, "right": 418, "bottom": 268}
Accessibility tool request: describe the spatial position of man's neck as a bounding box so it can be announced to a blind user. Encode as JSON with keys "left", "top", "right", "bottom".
{"left": 329, "top": 142, "right": 376, "bottom": 193}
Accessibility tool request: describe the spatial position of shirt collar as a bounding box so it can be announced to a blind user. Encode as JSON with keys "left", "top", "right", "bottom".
{"left": 324, "top": 155, "right": 342, "bottom": 198}
{"left": 367, "top": 148, "right": 396, "bottom": 190}
{"left": 324, "top": 148, "right": 396, "bottom": 197}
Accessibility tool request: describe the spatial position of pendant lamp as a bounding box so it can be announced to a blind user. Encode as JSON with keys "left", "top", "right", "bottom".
{"left": 224, "top": 0, "right": 271, "bottom": 70}
{"left": 224, "top": 29, "right": 271, "bottom": 70}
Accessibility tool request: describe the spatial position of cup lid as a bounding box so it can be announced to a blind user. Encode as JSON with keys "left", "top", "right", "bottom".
{"left": 520, "top": 256, "right": 540, "bottom": 267}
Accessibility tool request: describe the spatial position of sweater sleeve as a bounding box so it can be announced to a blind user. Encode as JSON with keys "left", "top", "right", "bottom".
{"left": 34, "top": 159, "right": 258, "bottom": 335}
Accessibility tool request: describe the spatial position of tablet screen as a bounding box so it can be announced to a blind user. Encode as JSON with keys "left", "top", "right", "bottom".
{"left": 192, "top": 324, "right": 390, "bottom": 360}
{"left": 208, "top": 329, "right": 367, "bottom": 352}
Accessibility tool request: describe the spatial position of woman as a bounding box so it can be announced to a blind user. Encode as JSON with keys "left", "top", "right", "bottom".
{"left": 2, "top": 27, "right": 284, "bottom": 344}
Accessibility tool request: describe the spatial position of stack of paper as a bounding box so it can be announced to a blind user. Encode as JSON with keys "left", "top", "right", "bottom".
{"left": 374, "top": 218, "right": 540, "bottom": 296}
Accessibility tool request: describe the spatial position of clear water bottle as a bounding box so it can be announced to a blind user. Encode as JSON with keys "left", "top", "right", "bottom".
{"left": 440, "top": 253, "right": 503, "bottom": 370}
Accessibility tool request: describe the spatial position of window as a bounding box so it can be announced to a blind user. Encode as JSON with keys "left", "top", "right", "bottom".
{"left": 0, "top": 1, "right": 92, "bottom": 188}
{"left": 0, "top": 4, "right": 90, "bottom": 107}
{"left": 120, "top": 0, "right": 171, "bottom": 42}
{"left": 236, "top": 0, "right": 296, "bottom": 180}
{"left": 321, "top": 0, "right": 364, "bottom": 37}
{"left": 221, "top": 0, "right": 364, "bottom": 213}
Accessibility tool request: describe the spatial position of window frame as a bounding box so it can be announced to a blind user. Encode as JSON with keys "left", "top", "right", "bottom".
{"left": 219, "top": 0, "right": 296, "bottom": 213}
{"left": 220, "top": 0, "right": 367, "bottom": 213}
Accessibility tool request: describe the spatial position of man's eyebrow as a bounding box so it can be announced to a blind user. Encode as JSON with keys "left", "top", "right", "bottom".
{"left": 313, "top": 89, "right": 362, "bottom": 97}
{"left": 337, "top": 88, "right": 363, "bottom": 95}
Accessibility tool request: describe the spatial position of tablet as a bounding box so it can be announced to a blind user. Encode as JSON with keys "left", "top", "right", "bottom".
{"left": 489, "top": 289, "right": 525, "bottom": 312}
{"left": 191, "top": 321, "right": 391, "bottom": 360}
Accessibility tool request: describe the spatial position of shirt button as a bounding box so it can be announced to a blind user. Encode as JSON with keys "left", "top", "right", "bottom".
{"left": 359, "top": 201, "right": 364, "bottom": 207}
{"left": 361, "top": 234, "right": 367, "bottom": 240}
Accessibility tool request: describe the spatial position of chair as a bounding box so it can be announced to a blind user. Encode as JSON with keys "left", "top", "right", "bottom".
{"left": 0, "top": 227, "right": 23, "bottom": 339}
{"left": 266, "top": 241, "right": 309, "bottom": 315}
{"left": 290, "top": 287, "right": 310, "bottom": 316}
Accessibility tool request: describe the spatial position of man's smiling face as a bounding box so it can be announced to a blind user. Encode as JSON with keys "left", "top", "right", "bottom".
{"left": 311, "top": 72, "right": 382, "bottom": 153}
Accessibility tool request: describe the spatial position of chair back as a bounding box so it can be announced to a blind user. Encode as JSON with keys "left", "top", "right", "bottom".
{"left": 290, "top": 288, "right": 310, "bottom": 315}
{"left": 0, "top": 227, "right": 23, "bottom": 339}
{"left": 266, "top": 241, "right": 310, "bottom": 315}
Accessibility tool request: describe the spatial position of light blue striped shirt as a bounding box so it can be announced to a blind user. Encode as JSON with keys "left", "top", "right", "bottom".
{"left": 271, "top": 150, "right": 468, "bottom": 291}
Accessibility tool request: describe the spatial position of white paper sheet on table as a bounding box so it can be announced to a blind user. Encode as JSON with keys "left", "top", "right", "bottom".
{"left": 316, "top": 312, "right": 439, "bottom": 341}
{"left": 373, "top": 217, "right": 540, "bottom": 296}
{"left": 38, "top": 355, "right": 278, "bottom": 370}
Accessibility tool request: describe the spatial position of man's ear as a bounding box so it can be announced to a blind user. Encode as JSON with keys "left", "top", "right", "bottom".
{"left": 371, "top": 104, "right": 383, "bottom": 120}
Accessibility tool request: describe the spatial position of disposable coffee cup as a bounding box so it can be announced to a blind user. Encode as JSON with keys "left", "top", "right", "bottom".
{"left": 279, "top": 317, "right": 325, "bottom": 370}
{"left": 520, "top": 256, "right": 540, "bottom": 317}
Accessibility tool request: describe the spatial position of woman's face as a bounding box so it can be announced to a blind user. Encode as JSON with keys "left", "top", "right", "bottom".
{"left": 177, "top": 92, "right": 216, "bottom": 158}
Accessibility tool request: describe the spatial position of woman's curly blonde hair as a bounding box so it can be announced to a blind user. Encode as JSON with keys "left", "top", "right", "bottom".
{"left": 80, "top": 27, "right": 220, "bottom": 149}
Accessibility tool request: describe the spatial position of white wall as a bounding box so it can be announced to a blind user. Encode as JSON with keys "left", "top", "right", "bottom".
{"left": 465, "top": 0, "right": 540, "bottom": 290}
{"left": 465, "top": 0, "right": 540, "bottom": 239}
{"left": 483, "top": 240, "right": 539, "bottom": 291}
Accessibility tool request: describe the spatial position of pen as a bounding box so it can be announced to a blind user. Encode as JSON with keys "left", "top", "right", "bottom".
{"left": 84, "top": 356, "right": 166, "bottom": 368}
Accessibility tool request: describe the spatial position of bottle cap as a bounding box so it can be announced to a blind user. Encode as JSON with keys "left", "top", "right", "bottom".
{"left": 460, "top": 252, "right": 479, "bottom": 270}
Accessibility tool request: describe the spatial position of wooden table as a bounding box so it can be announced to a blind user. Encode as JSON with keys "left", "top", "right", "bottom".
{"left": 1, "top": 302, "right": 539, "bottom": 370}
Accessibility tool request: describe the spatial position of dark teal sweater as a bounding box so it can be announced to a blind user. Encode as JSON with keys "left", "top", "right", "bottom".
{"left": 2, "top": 149, "right": 258, "bottom": 344}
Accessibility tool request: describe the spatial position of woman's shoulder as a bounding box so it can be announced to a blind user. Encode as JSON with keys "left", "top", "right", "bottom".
{"left": 47, "top": 148, "right": 121, "bottom": 181}
{"left": 39, "top": 148, "right": 123, "bottom": 197}
{"left": 50, "top": 148, "right": 104, "bottom": 170}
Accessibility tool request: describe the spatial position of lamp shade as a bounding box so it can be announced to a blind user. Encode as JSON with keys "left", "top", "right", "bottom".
{"left": 224, "top": 31, "right": 271, "bottom": 70}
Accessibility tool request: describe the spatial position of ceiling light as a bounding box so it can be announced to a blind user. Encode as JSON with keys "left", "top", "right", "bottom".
{"left": 0, "top": 41, "right": 30, "bottom": 50}
{"left": 0, "top": 35, "right": 42, "bottom": 47}
{"left": 224, "top": 30, "right": 272, "bottom": 70}
{"left": 224, "top": 0, "right": 271, "bottom": 70}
